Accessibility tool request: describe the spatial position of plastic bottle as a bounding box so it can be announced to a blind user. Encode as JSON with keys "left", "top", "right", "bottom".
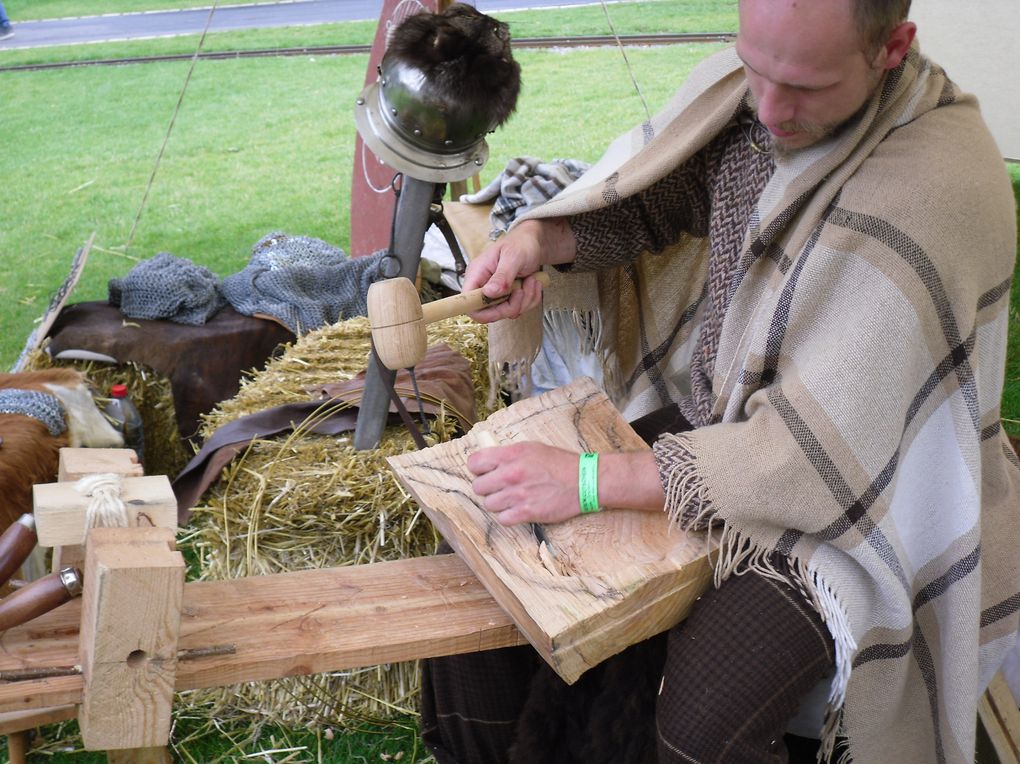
{"left": 105, "top": 384, "right": 145, "bottom": 467}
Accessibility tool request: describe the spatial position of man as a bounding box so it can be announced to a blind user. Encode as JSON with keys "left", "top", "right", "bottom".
{"left": 0, "top": 1, "right": 13, "bottom": 41}
{"left": 421, "top": 1, "right": 1020, "bottom": 762}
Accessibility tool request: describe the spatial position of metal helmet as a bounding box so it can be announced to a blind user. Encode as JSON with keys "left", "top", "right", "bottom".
{"left": 355, "top": 53, "right": 491, "bottom": 183}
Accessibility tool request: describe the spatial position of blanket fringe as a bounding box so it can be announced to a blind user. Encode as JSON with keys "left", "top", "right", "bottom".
{"left": 487, "top": 357, "right": 535, "bottom": 408}
{"left": 660, "top": 432, "right": 857, "bottom": 760}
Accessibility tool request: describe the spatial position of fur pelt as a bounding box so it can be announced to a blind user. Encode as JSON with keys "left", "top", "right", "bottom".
{"left": 385, "top": 2, "right": 521, "bottom": 130}
{"left": 0, "top": 369, "right": 122, "bottom": 531}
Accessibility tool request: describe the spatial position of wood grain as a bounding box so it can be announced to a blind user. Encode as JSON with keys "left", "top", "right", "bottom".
{"left": 387, "top": 377, "right": 713, "bottom": 683}
{"left": 52, "top": 448, "right": 147, "bottom": 576}
{"left": 0, "top": 704, "right": 76, "bottom": 735}
{"left": 0, "top": 554, "right": 522, "bottom": 713}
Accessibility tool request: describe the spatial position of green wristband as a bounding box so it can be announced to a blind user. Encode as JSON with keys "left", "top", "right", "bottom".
{"left": 578, "top": 452, "right": 601, "bottom": 514}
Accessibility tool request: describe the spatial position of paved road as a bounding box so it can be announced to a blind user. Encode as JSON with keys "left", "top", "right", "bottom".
{"left": 0, "top": 0, "right": 602, "bottom": 50}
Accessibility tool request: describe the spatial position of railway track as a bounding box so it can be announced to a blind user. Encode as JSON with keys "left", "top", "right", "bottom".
{"left": 0, "top": 32, "right": 734, "bottom": 73}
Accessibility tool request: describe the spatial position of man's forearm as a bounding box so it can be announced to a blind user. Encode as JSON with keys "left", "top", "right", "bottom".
{"left": 596, "top": 450, "right": 666, "bottom": 513}
{"left": 515, "top": 217, "right": 578, "bottom": 268}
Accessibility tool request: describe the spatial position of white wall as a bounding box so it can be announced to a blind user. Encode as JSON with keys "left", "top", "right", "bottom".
{"left": 910, "top": 1, "right": 1019, "bottom": 161}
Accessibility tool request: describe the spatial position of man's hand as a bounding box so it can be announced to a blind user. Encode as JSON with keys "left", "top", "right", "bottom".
{"left": 467, "top": 443, "right": 666, "bottom": 526}
{"left": 468, "top": 442, "right": 583, "bottom": 525}
{"left": 463, "top": 217, "right": 576, "bottom": 323}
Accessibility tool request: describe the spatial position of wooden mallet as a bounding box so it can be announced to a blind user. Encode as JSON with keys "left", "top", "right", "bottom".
{"left": 367, "top": 271, "right": 550, "bottom": 370}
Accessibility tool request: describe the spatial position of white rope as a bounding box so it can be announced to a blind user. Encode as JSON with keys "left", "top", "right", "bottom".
{"left": 124, "top": 0, "right": 221, "bottom": 250}
{"left": 75, "top": 473, "right": 130, "bottom": 529}
{"left": 599, "top": 0, "right": 651, "bottom": 122}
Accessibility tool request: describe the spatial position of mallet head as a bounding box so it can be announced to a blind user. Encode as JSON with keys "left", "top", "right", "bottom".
{"left": 367, "top": 277, "right": 427, "bottom": 370}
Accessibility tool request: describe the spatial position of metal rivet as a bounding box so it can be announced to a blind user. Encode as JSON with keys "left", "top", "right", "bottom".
{"left": 356, "top": 97, "right": 365, "bottom": 106}
{"left": 444, "top": 139, "right": 454, "bottom": 146}
{"left": 413, "top": 128, "right": 422, "bottom": 136}
{"left": 474, "top": 158, "right": 484, "bottom": 166}
{"left": 391, "top": 108, "right": 398, "bottom": 116}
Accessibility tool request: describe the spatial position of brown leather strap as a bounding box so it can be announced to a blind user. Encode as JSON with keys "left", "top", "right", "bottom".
{"left": 387, "top": 376, "right": 428, "bottom": 450}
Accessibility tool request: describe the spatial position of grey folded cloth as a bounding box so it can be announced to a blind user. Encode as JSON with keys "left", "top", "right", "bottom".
{"left": 461, "top": 156, "right": 591, "bottom": 236}
{"left": 221, "top": 232, "right": 385, "bottom": 334}
{"left": 109, "top": 252, "right": 226, "bottom": 325}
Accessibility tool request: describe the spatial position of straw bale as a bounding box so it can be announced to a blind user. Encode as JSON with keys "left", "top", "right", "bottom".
{"left": 18, "top": 347, "right": 190, "bottom": 479}
{"left": 177, "top": 314, "right": 499, "bottom": 729}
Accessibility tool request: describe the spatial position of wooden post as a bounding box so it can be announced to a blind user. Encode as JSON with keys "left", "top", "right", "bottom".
{"left": 978, "top": 671, "right": 1020, "bottom": 764}
{"left": 6, "top": 729, "right": 29, "bottom": 764}
{"left": 78, "top": 527, "right": 184, "bottom": 752}
{"left": 107, "top": 747, "right": 173, "bottom": 764}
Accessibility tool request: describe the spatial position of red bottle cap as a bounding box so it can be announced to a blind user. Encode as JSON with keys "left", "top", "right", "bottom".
{"left": 110, "top": 384, "right": 128, "bottom": 398}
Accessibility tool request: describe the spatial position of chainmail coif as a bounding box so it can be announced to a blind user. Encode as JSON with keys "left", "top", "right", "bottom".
{"left": 221, "top": 232, "right": 385, "bottom": 335}
{"left": 108, "top": 251, "right": 226, "bottom": 325}
{"left": 0, "top": 390, "right": 67, "bottom": 436}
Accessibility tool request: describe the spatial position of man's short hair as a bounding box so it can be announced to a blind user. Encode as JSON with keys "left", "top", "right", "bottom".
{"left": 852, "top": 0, "right": 911, "bottom": 53}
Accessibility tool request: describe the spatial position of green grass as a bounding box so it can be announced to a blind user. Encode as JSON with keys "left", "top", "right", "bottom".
{"left": 0, "top": 21, "right": 379, "bottom": 68}
{"left": 6, "top": 0, "right": 286, "bottom": 21}
{"left": 5, "top": 0, "right": 738, "bottom": 27}
{"left": 0, "top": 40, "right": 725, "bottom": 373}
{"left": 1003, "top": 163, "right": 1020, "bottom": 438}
{"left": 20, "top": 713, "right": 427, "bottom": 762}
{"left": 0, "top": 0, "right": 738, "bottom": 69}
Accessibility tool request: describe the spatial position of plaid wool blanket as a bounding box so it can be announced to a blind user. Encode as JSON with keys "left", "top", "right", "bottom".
{"left": 515, "top": 45, "right": 1020, "bottom": 763}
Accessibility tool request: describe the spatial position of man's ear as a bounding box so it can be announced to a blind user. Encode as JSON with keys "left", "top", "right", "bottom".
{"left": 874, "top": 21, "right": 916, "bottom": 70}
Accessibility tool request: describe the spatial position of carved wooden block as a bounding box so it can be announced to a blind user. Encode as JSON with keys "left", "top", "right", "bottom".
{"left": 387, "top": 377, "right": 713, "bottom": 683}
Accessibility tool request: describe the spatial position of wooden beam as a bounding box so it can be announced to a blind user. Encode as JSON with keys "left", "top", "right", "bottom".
{"left": 79, "top": 527, "right": 184, "bottom": 751}
{"left": 0, "top": 676, "right": 83, "bottom": 715}
{"left": 34, "top": 475, "right": 177, "bottom": 547}
{"left": 979, "top": 671, "right": 1020, "bottom": 764}
{"left": 107, "top": 747, "right": 172, "bottom": 764}
{"left": 0, "top": 554, "right": 522, "bottom": 713}
{"left": 0, "top": 705, "right": 76, "bottom": 735}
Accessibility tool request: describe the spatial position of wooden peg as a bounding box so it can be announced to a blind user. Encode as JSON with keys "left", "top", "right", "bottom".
{"left": 34, "top": 475, "right": 177, "bottom": 548}
{"left": 53, "top": 448, "right": 146, "bottom": 573}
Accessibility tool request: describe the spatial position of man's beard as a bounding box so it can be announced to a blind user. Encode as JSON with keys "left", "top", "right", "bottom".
{"left": 752, "top": 70, "right": 884, "bottom": 158}
{"left": 770, "top": 118, "right": 841, "bottom": 158}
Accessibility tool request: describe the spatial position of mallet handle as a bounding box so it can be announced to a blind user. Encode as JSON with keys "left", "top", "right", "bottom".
{"left": 421, "top": 271, "right": 550, "bottom": 325}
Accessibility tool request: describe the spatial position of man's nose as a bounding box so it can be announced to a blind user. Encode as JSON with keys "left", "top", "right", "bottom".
{"left": 755, "top": 83, "right": 795, "bottom": 130}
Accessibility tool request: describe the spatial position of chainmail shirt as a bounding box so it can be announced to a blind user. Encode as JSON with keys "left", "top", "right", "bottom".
{"left": 221, "top": 232, "right": 385, "bottom": 335}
